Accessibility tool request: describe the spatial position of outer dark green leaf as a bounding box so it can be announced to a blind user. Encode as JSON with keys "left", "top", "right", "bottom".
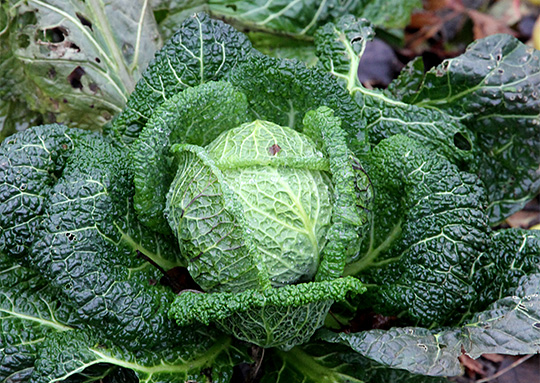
{"left": 385, "top": 56, "right": 425, "bottom": 100}
{"left": 1, "top": 125, "right": 184, "bottom": 350}
{"left": 392, "top": 35, "right": 540, "bottom": 223}
{"left": 0, "top": 256, "right": 78, "bottom": 381}
{"left": 27, "top": 133, "right": 182, "bottom": 348}
{"left": 320, "top": 271, "right": 540, "bottom": 377}
{"left": 470, "top": 228, "right": 540, "bottom": 315}
{"left": 0, "top": 0, "right": 160, "bottom": 130}
{"left": 107, "top": 13, "right": 254, "bottom": 145}
{"left": 0, "top": 256, "right": 122, "bottom": 383}
{"left": 360, "top": 103, "right": 474, "bottom": 165}
{"left": 33, "top": 329, "right": 247, "bottom": 383}
{"left": 315, "top": 16, "right": 374, "bottom": 93}
{"left": 319, "top": 327, "right": 463, "bottom": 377}
{"left": 0, "top": 125, "right": 91, "bottom": 261}
{"left": 262, "top": 342, "right": 448, "bottom": 383}
{"left": 132, "top": 81, "right": 250, "bottom": 233}
{"left": 344, "top": 135, "right": 490, "bottom": 325}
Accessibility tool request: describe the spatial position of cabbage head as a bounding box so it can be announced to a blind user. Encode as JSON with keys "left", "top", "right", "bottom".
{"left": 131, "top": 81, "right": 371, "bottom": 349}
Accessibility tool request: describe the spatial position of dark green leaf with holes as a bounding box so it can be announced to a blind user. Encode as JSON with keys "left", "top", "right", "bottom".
{"left": 389, "top": 35, "right": 540, "bottom": 224}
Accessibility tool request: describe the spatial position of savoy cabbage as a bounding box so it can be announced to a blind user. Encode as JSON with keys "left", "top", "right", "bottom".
{"left": 0, "top": 11, "right": 539, "bottom": 383}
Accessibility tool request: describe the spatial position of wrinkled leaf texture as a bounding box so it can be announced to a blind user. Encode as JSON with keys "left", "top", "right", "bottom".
{"left": 345, "top": 135, "right": 490, "bottom": 326}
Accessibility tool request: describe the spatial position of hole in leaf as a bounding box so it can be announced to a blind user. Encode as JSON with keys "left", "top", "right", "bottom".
{"left": 153, "top": 9, "right": 169, "bottom": 24}
{"left": 43, "top": 27, "right": 67, "bottom": 43}
{"left": 17, "top": 34, "right": 30, "bottom": 48}
{"left": 534, "top": 322, "right": 540, "bottom": 329}
{"left": 453, "top": 132, "right": 472, "bottom": 151}
{"left": 95, "top": 57, "right": 101, "bottom": 63}
{"left": 201, "top": 367, "right": 213, "bottom": 380}
{"left": 67, "top": 66, "right": 85, "bottom": 89}
{"left": 48, "top": 67, "right": 57, "bottom": 79}
{"left": 225, "top": 4, "right": 237, "bottom": 11}
{"left": 76, "top": 12, "right": 93, "bottom": 30}
{"left": 69, "top": 42, "right": 81, "bottom": 52}
{"left": 351, "top": 36, "right": 364, "bottom": 44}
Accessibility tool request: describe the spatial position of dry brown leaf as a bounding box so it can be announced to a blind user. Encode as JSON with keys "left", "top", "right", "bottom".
{"left": 467, "top": 9, "right": 518, "bottom": 39}
{"left": 506, "top": 210, "right": 540, "bottom": 228}
{"left": 459, "top": 354, "right": 486, "bottom": 377}
{"left": 409, "top": 11, "right": 442, "bottom": 29}
{"left": 482, "top": 353, "right": 505, "bottom": 363}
